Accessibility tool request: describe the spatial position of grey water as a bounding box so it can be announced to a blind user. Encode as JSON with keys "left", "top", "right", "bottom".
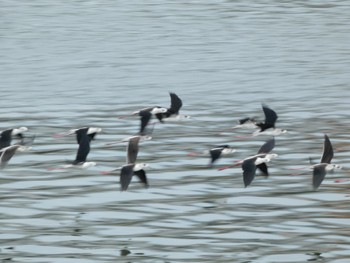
{"left": 1, "top": 1, "right": 350, "bottom": 262}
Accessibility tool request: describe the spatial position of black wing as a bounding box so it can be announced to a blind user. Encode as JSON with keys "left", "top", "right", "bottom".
{"left": 0, "top": 130, "right": 13, "bottom": 150}
{"left": 139, "top": 110, "right": 152, "bottom": 135}
{"left": 87, "top": 133, "right": 97, "bottom": 142}
{"left": 73, "top": 135, "right": 90, "bottom": 164}
{"left": 312, "top": 164, "right": 327, "bottom": 190}
{"left": 209, "top": 148, "right": 223, "bottom": 165}
{"left": 320, "top": 134, "right": 333, "bottom": 164}
{"left": 257, "top": 163, "right": 268, "bottom": 176}
{"left": 257, "top": 105, "right": 278, "bottom": 131}
{"left": 75, "top": 128, "right": 89, "bottom": 144}
{"left": 242, "top": 158, "right": 257, "bottom": 187}
{"left": 168, "top": 92, "right": 182, "bottom": 115}
{"left": 120, "top": 164, "right": 134, "bottom": 191}
{"left": 258, "top": 137, "right": 275, "bottom": 154}
{"left": 0, "top": 145, "right": 20, "bottom": 168}
{"left": 134, "top": 169, "right": 149, "bottom": 188}
{"left": 154, "top": 113, "right": 164, "bottom": 123}
{"left": 127, "top": 136, "right": 140, "bottom": 164}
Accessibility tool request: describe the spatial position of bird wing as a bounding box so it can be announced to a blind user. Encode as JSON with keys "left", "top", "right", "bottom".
{"left": 320, "top": 134, "right": 333, "bottom": 164}
{"left": 87, "top": 133, "right": 97, "bottom": 142}
{"left": 0, "top": 130, "right": 13, "bottom": 150}
{"left": 139, "top": 110, "right": 152, "bottom": 135}
{"left": 168, "top": 92, "right": 183, "bottom": 115}
{"left": 154, "top": 113, "right": 164, "bottom": 123}
{"left": 312, "top": 164, "right": 327, "bottom": 190}
{"left": 0, "top": 145, "right": 20, "bottom": 167}
{"left": 258, "top": 137, "right": 275, "bottom": 154}
{"left": 257, "top": 105, "right": 278, "bottom": 131}
{"left": 209, "top": 148, "right": 223, "bottom": 165}
{"left": 242, "top": 158, "right": 257, "bottom": 187}
{"left": 18, "top": 134, "right": 36, "bottom": 146}
{"left": 120, "top": 164, "right": 134, "bottom": 191}
{"left": 73, "top": 135, "right": 90, "bottom": 164}
{"left": 127, "top": 136, "right": 140, "bottom": 164}
{"left": 256, "top": 163, "right": 268, "bottom": 176}
{"left": 134, "top": 169, "right": 149, "bottom": 188}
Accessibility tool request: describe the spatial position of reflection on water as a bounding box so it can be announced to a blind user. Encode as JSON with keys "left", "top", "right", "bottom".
{"left": 1, "top": 1, "right": 350, "bottom": 262}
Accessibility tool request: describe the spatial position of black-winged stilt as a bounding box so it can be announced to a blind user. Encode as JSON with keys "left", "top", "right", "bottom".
{"left": 188, "top": 145, "right": 236, "bottom": 167}
{"left": 253, "top": 105, "right": 287, "bottom": 136}
{"left": 0, "top": 127, "right": 29, "bottom": 150}
{"left": 51, "top": 127, "right": 101, "bottom": 169}
{"left": 312, "top": 134, "right": 342, "bottom": 190}
{"left": 155, "top": 92, "right": 189, "bottom": 122}
{"left": 219, "top": 138, "right": 277, "bottom": 187}
{"left": 101, "top": 135, "right": 149, "bottom": 191}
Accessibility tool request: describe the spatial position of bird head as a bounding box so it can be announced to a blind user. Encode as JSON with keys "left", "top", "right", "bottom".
{"left": 11, "top": 127, "right": 28, "bottom": 136}
{"left": 134, "top": 163, "right": 150, "bottom": 171}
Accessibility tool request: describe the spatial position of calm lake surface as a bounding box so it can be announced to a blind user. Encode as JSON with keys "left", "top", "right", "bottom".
{"left": 1, "top": 1, "right": 350, "bottom": 262}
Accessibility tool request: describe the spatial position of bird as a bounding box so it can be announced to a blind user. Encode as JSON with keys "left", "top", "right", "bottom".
{"left": 52, "top": 127, "right": 101, "bottom": 169}
{"left": 0, "top": 144, "right": 29, "bottom": 168}
{"left": 252, "top": 105, "right": 287, "bottom": 136}
{"left": 219, "top": 138, "right": 277, "bottom": 187}
{"left": 311, "top": 134, "right": 342, "bottom": 190}
{"left": 187, "top": 144, "right": 236, "bottom": 167}
{"left": 155, "top": 92, "right": 189, "bottom": 122}
{"left": 70, "top": 127, "right": 101, "bottom": 167}
{"left": 119, "top": 135, "right": 149, "bottom": 191}
{"left": 0, "top": 127, "right": 30, "bottom": 150}
{"left": 126, "top": 107, "right": 167, "bottom": 136}
{"left": 209, "top": 145, "right": 236, "bottom": 167}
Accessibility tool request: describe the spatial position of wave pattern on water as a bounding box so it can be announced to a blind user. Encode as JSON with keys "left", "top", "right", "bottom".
{"left": 1, "top": 1, "right": 350, "bottom": 262}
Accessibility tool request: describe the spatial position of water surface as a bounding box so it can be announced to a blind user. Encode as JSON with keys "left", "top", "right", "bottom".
{"left": 1, "top": 1, "right": 350, "bottom": 262}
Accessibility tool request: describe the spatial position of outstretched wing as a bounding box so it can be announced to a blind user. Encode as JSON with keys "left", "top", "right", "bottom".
{"left": 312, "top": 164, "right": 327, "bottom": 190}
{"left": 320, "top": 134, "right": 333, "bottom": 164}
{"left": 242, "top": 158, "right": 257, "bottom": 187}
{"left": 168, "top": 92, "right": 183, "bottom": 115}
{"left": 258, "top": 137, "right": 275, "bottom": 154}
{"left": 73, "top": 135, "right": 90, "bottom": 164}
{"left": 257, "top": 105, "right": 278, "bottom": 131}
{"left": 134, "top": 169, "right": 149, "bottom": 188}
{"left": 209, "top": 148, "right": 223, "bottom": 165}
{"left": 120, "top": 164, "right": 134, "bottom": 191}
{"left": 0, "top": 145, "right": 20, "bottom": 168}
{"left": 139, "top": 110, "right": 152, "bottom": 135}
{"left": 127, "top": 136, "right": 140, "bottom": 164}
{"left": 257, "top": 163, "right": 268, "bottom": 176}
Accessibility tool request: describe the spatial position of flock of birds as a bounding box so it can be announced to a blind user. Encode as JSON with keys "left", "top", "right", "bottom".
{"left": 0, "top": 92, "right": 344, "bottom": 191}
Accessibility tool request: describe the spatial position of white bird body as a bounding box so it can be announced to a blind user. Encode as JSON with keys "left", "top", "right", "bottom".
{"left": 253, "top": 128, "right": 287, "bottom": 137}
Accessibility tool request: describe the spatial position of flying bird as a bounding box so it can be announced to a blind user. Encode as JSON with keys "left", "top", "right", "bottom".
{"left": 51, "top": 127, "right": 101, "bottom": 170}
{"left": 311, "top": 134, "right": 341, "bottom": 190}
{"left": 219, "top": 138, "right": 277, "bottom": 187}
{"left": 187, "top": 144, "right": 236, "bottom": 167}
{"left": 155, "top": 92, "right": 189, "bottom": 122}
{"left": 101, "top": 135, "right": 149, "bottom": 190}
{"left": 119, "top": 135, "right": 149, "bottom": 191}
{"left": 0, "top": 127, "right": 30, "bottom": 150}
{"left": 209, "top": 145, "right": 236, "bottom": 167}
{"left": 252, "top": 105, "right": 287, "bottom": 136}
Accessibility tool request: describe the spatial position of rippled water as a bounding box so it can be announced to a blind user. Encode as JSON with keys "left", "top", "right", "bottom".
{"left": 1, "top": 1, "right": 350, "bottom": 262}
